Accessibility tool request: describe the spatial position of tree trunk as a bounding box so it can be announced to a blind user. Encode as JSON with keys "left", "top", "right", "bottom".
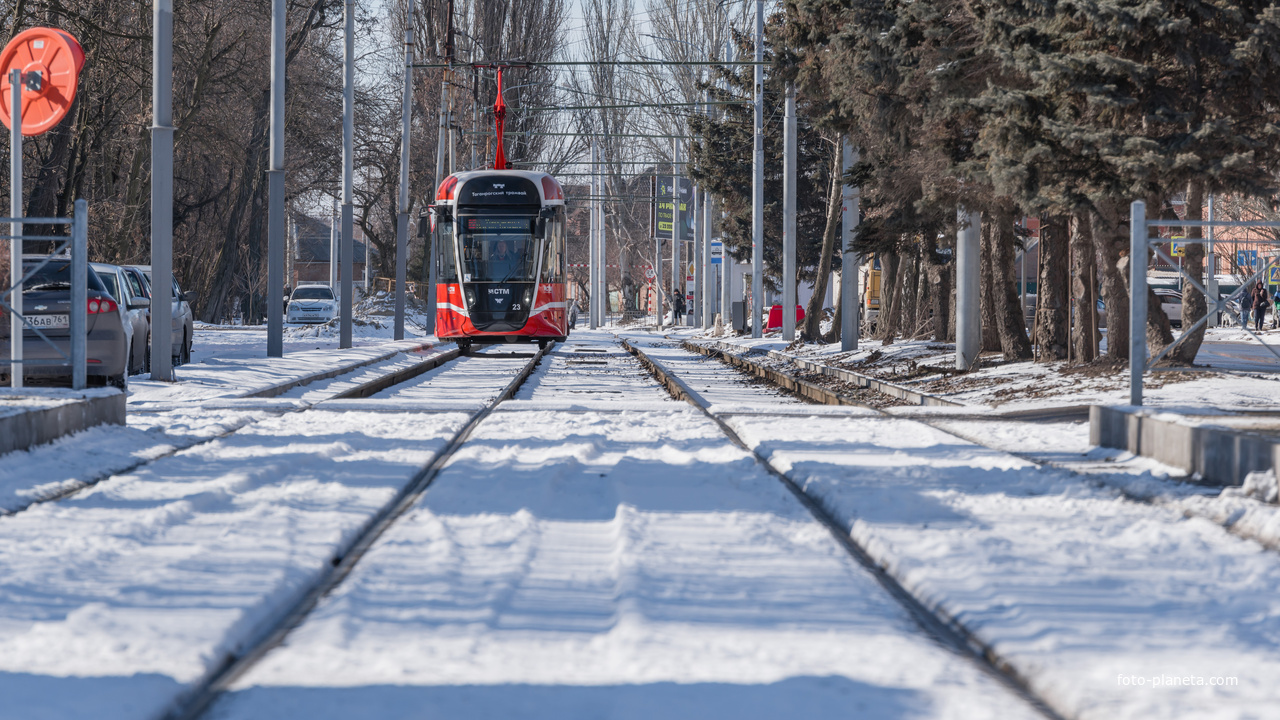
{"left": 900, "top": 247, "right": 920, "bottom": 337}
{"left": 802, "top": 147, "right": 842, "bottom": 342}
{"left": 1168, "top": 180, "right": 1208, "bottom": 365}
{"left": 992, "top": 210, "right": 1033, "bottom": 360}
{"left": 930, "top": 251, "right": 951, "bottom": 341}
{"left": 1036, "top": 215, "right": 1070, "bottom": 360}
{"left": 1092, "top": 201, "right": 1129, "bottom": 359}
{"left": 1070, "top": 212, "right": 1098, "bottom": 363}
{"left": 980, "top": 217, "right": 1001, "bottom": 352}
{"left": 875, "top": 251, "right": 899, "bottom": 341}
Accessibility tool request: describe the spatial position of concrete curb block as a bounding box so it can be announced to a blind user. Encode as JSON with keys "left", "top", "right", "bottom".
{"left": 696, "top": 339, "right": 962, "bottom": 407}
{"left": 0, "top": 391, "right": 126, "bottom": 456}
{"left": 1090, "top": 405, "right": 1276, "bottom": 486}
{"left": 239, "top": 341, "right": 436, "bottom": 399}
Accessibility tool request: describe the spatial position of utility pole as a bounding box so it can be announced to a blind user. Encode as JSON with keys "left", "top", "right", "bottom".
{"left": 672, "top": 138, "right": 682, "bottom": 326}
{"left": 394, "top": 15, "right": 412, "bottom": 341}
{"left": 782, "top": 83, "right": 796, "bottom": 341}
{"left": 751, "top": 0, "right": 764, "bottom": 338}
{"left": 1207, "top": 194, "right": 1219, "bottom": 327}
{"left": 841, "top": 137, "right": 860, "bottom": 351}
{"left": 266, "top": 0, "right": 285, "bottom": 357}
{"left": 693, "top": 183, "right": 702, "bottom": 328}
{"left": 955, "top": 208, "right": 981, "bottom": 369}
{"left": 150, "top": 0, "right": 175, "bottom": 380}
{"left": 329, "top": 200, "right": 338, "bottom": 289}
{"left": 590, "top": 140, "right": 599, "bottom": 329}
{"left": 9, "top": 70, "right": 22, "bottom": 387}
{"left": 340, "top": 0, "right": 354, "bottom": 349}
{"left": 598, "top": 169, "right": 607, "bottom": 325}
{"left": 702, "top": 187, "right": 712, "bottom": 329}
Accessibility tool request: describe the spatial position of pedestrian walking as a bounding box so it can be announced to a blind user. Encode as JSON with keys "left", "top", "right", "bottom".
{"left": 1252, "top": 283, "right": 1270, "bottom": 332}
{"left": 1273, "top": 290, "right": 1280, "bottom": 330}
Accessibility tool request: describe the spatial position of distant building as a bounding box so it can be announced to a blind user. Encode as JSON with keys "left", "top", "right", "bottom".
{"left": 289, "top": 212, "right": 368, "bottom": 289}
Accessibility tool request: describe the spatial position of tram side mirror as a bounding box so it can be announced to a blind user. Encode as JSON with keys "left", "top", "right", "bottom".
{"left": 534, "top": 207, "right": 555, "bottom": 240}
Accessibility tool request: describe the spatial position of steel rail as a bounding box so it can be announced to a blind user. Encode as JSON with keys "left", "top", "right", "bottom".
{"left": 621, "top": 338, "right": 1066, "bottom": 720}
{"left": 166, "top": 344, "right": 551, "bottom": 720}
{"left": 0, "top": 344, "right": 458, "bottom": 517}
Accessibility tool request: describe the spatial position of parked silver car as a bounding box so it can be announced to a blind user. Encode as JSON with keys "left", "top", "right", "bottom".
{"left": 126, "top": 265, "right": 195, "bottom": 365}
{"left": 93, "top": 262, "right": 151, "bottom": 375}
{"left": 1, "top": 256, "right": 130, "bottom": 388}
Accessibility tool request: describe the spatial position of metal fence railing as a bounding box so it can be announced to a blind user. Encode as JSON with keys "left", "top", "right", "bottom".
{"left": 2, "top": 199, "right": 89, "bottom": 389}
{"left": 1129, "top": 200, "right": 1279, "bottom": 405}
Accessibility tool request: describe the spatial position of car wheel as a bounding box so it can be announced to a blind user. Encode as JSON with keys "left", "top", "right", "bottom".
{"left": 108, "top": 370, "right": 128, "bottom": 391}
{"left": 181, "top": 330, "right": 191, "bottom": 365}
{"left": 141, "top": 334, "right": 151, "bottom": 375}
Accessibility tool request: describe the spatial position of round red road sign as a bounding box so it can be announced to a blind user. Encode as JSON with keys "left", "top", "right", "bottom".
{"left": 0, "top": 27, "right": 85, "bottom": 136}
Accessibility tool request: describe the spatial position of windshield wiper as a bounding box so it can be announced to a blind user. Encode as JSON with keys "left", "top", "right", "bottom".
{"left": 26, "top": 282, "right": 72, "bottom": 291}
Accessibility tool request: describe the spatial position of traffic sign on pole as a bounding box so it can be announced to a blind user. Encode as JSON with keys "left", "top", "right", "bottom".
{"left": 1269, "top": 266, "right": 1280, "bottom": 285}
{"left": 0, "top": 28, "right": 84, "bottom": 136}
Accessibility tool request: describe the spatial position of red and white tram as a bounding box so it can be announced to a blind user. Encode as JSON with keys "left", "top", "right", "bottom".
{"left": 430, "top": 171, "right": 569, "bottom": 351}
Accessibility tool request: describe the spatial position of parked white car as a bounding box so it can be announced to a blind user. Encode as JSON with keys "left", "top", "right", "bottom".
{"left": 287, "top": 285, "right": 338, "bottom": 324}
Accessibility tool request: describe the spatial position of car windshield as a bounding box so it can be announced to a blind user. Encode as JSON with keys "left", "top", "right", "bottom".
{"left": 293, "top": 287, "right": 334, "bottom": 300}
{"left": 459, "top": 215, "right": 538, "bottom": 282}
{"left": 22, "top": 261, "right": 107, "bottom": 292}
{"left": 95, "top": 271, "right": 122, "bottom": 302}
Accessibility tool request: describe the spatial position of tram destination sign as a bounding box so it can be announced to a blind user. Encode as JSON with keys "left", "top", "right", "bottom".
{"left": 650, "top": 175, "right": 694, "bottom": 241}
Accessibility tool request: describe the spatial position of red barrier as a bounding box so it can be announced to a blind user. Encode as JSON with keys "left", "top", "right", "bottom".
{"left": 766, "top": 304, "right": 805, "bottom": 330}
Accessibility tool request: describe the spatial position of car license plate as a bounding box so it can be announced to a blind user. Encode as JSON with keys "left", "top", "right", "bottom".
{"left": 28, "top": 314, "right": 69, "bottom": 329}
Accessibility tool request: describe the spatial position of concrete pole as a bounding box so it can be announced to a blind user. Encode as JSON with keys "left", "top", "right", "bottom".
{"left": 150, "top": 0, "right": 175, "bottom": 381}
{"left": 340, "top": 0, "right": 355, "bottom": 349}
{"left": 1129, "top": 200, "right": 1148, "bottom": 406}
{"left": 702, "top": 188, "right": 712, "bottom": 328}
{"left": 782, "top": 84, "right": 797, "bottom": 341}
{"left": 655, "top": 234, "right": 664, "bottom": 327}
{"left": 589, "top": 140, "right": 599, "bottom": 329}
{"left": 471, "top": 103, "right": 478, "bottom": 170}
{"left": 394, "top": 17, "right": 412, "bottom": 341}
{"left": 693, "top": 184, "right": 702, "bottom": 327}
{"left": 1207, "top": 194, "right": 1219, "bottom": 328}
{"left": 841, "top": 137, "right": 860, "bottom": 352}
{"left": 598, "top": 179, "right": 607, "bottom": 325}
{"left": 329, "top": 200, "right": 338, "bottom": 289}
{"left": 71, "top": 200, "right": 87, "bottom": 389}
{"left": 9, "top": 71, "right": 22, "bottom": 387}
{"left": 955, "top": 208, "right": 981, "bottom": 370}
{"left": 719, "top": 200, "right": 731, "bottom": 329}
{"left": 266, "top": 0, "right": 285, "bottom": 357}
{"left": 672, "top": 140, "right": 682, "bottom": 326}
{"left": 751, "top": 0, "right": 764, "bottom": 337}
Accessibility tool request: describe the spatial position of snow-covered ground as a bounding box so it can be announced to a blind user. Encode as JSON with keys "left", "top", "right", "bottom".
{"left": 209, "top": 333, "right": 1040, "bottom": 720}
{"left": 5, "top": 321, "right": 1279, "bottom": 720}
{"left": 624, "top": 336, "right": 1280, "bottom": 719}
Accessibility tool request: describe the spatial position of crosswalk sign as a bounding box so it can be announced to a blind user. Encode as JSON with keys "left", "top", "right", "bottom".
{"left": 1270, "top": 266, "right": 1280, "bottom": 285}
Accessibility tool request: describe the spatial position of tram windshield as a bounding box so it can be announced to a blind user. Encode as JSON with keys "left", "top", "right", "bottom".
{"left": 459, "top": 215, "right": 538, "bottom": 283}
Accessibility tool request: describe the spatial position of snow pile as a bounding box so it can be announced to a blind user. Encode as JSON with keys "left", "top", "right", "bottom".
{"left": 1237, "top": 470, "right": 1279, "bottom": 504}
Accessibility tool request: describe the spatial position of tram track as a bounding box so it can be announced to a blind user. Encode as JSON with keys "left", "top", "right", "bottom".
{"left": 0, "top": 345, "right": 463, "bottom": 517}
{"left": 621, "top": 338, "right": 1066, "bottom": 720}
{"left": 674, "top": 338, "right": 1280, "bottom": 555}
{"left": 160, "top": 343, "right": 549, "bottom": 720}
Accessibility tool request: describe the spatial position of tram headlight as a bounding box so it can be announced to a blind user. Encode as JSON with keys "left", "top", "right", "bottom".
{"left": 523, "top": 287, "right": 533, "bottom": 308}
{"left": 464, "top": 287, "right": 476, "bottom": 307}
